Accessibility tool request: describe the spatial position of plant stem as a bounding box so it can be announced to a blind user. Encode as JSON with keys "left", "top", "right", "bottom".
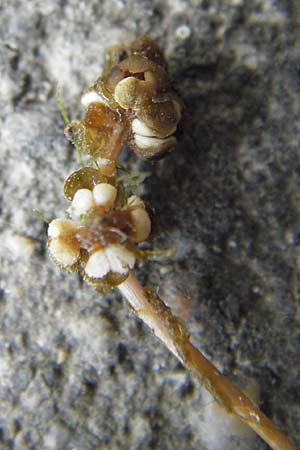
{"left": 118, "top": 272, "right": 297, "bottom": 450}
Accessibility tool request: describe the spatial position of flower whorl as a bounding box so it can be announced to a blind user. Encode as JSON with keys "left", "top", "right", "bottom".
{"left": 48, "top": 167, "right": 154, "bottom": 292}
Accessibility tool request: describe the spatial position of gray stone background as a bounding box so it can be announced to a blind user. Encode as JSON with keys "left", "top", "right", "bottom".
{"left": 0, "top": 0, "right": 300, "bottom": 449}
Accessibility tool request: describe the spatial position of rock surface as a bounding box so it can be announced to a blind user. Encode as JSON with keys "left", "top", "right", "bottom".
{"left": 1, "top": 1, "right": 300, "bottom": 449}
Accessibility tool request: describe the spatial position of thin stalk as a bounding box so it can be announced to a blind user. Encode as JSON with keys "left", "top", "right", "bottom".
{"left": 118, "top": 272, "right": 297, "bottom": 450}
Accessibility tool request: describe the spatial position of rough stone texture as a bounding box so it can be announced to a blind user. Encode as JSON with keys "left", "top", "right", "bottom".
{"left": 1, "top": 1, "right": 300, "bottom": 449}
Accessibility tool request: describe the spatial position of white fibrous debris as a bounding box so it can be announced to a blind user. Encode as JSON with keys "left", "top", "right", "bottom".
{"left": 85, "top": 244, "right": 135, "bottom": 279}
{"left": 69, "top": 183, "right": 117, "bottom": 219}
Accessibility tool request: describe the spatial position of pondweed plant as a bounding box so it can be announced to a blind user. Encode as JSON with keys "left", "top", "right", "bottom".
{"left": 48, "top": 37, "right": 297, "bottom": 450}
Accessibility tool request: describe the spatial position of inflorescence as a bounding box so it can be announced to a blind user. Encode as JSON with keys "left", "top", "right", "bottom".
{"left": 49, "top": 36, "right": 180, "bottom": 290}
{"left": 47, "top": 37, "right": 297, "bottom": 450}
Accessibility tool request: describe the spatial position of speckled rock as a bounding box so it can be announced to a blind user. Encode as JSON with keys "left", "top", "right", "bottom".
{"left": 0, "top": 1, "right": 300, "bottom": 449}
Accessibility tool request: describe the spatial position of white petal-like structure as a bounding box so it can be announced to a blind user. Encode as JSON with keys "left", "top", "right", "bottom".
{"left": 81, "top": 90, "right": 103, "bottom": 107}
{"left": 85, "top": 249, "right": 110, "bottom": 279}
{"left": 130, "top": 208, "right": 151, "bottom": 242}
{"left": 48, "top": 219, "right": 78, "bottom": 239}
{"left": 48, "top": 237, "right": 80, "bottom": 267}
{"left": 114, "top": 77, "right": 141, "bottom": 109}
{"left": 85, "top": 245, "right": 135, "bottom": 279}
{"left": 134, "top": 134, "right": 176, "bottom": 150}
{"left": 105, "top": 244, "right": 135, "bottom": 274}
{"left": 127, "top": 195, "right": 145, "bottom": 209}
{"left": 93, "top": 183, "right": 117, "bottom": 209}
{"left": 132, "top": 118, "right": 157, "bottom": 137}
{"left": 70, "top": 189, "right": 95, "bottom": 219}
